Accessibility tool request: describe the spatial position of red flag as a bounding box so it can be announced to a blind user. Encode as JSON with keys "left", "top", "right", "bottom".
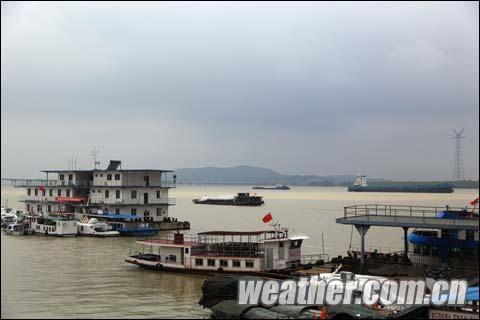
{"left": 262, "top": 212, "right": 273, "bottom": 223}
{"left": 470, "top": 197, "right": 479, "bottom": 206}
{"left": 39, "top": 186, "right": 45, "bottom": 192}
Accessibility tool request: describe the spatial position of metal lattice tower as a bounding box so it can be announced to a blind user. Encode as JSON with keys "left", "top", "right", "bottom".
{"left": 452, "top": 128, "right": 465, "bottom": 181}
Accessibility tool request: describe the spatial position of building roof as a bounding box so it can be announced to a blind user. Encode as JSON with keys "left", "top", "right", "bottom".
{"left": 198, "top": 231, "right": 271, "bottom": 236}
{"left": 41, "top": 170, "right": 94, "bottom": 173}
{"left": 93, "top": 169, "right": 174, "bottom": 173}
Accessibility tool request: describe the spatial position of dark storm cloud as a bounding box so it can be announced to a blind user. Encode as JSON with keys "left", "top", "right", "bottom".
{"left": 1, "top": 2, "right": 478, "bottom": 179}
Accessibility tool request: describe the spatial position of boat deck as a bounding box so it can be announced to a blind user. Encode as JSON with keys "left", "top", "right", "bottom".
{"left": 337, "top": 205, "right": 479, "bottom": 230}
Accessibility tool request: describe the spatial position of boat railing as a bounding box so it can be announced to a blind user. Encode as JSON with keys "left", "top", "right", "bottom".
{"left": 344, "top": 204, "right": 479, "bottom": 223}
{"left": 137, "top": 234, "right": 200, "bottom": 245}
{"left": 16, "top": 180, "right": 92, "bottom": 188}
{"left": 300, "top": 254, "right": 330, "bottom": 264}
{"left": 349, "top": 246, "right": 404, "bottom": 254}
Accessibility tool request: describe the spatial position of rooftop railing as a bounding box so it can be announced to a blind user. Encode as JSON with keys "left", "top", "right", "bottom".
{"left": 16, "top": 180, "right": 92, "bottom": 188}
{"left": 344, "top": 204, "right": 478, "bottom": 219}
{"left": 90, "top": 198, "right": 176, "bottom": 205}
{"left": 342, "top": 204, "right": 479, "bottom": 228}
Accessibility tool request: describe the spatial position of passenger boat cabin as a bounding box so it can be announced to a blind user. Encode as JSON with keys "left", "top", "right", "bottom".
{"left": 126, "top": 229, "right": 309, "bottom": 273}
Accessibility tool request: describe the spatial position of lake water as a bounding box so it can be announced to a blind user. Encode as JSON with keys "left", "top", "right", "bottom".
{"left": 1, "top": 185, "right": 477, "bottom": 318}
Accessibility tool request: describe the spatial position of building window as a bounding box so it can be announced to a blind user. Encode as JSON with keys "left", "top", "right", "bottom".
{"left": 195, "top": 259, "right": 203, "bottom": 266}
{"left": 116, "top": 190, "right": 120, "bottom": 199}
{"left": 95, "top": 174, "right": 98, "bottom": 177}
{"left": 115, "top": 174, "right": 120, "bottom": 180}
{"left": 105, "top": 190, "right": 109, "bottom": 198}
{"left": 58, "top": 189, "right": 61, "bottom": 196}
{"left": 207, "top": 259, "right": 216, "bottom": 267}
{"left": 59, "top": 174, "right": 64, "bottom": 181}
{"left": 156, "top": 208, "right": 161, "bottom": 216}
{"left": 49, "top": 189, "right": 53, "bottom": 197}
{"left": 115, "top": 208, "right": 120, "bottom": 214}
{"left": 466, "top": 230, "right": 475, "bottom": 241}
{"left": 37, "top": 205, "right": 41, "bottom": 212}
{"left": 34, "top": 189, "right": 38, "bottom": 196}
{"left": 131, "top": 190, "right": 137, "bottom": 199}
{"left": 169, "top": 255, "right": 177, "bottom": 263}
{"left": 144, "top": 211, "right": 149, "bottom": 217}
{"left": 131, "top": 208, "right": 137, "bottom": 215}
{"left": 185, "top": 248, "right": 189, "bottom": 254}
{"left": 26, "top": 204, "right": 30, "bottom": 211}
{"left": 156, "top": 190, "right": 160, "bottom": 198}
{"left": 232, "top": 260, "right": 241, "bottom": 267}
{"left": 66, "top": 189, "right": 70, "bottom": 197}
{"left": 68, "top": 174, "right": 73, "bottom": 180}
{"left": 107, "top": 174, "right": 112, "bottom": 181}
{"left": 47, "top": 205, "right": 51, "bottom": 212}
{"left": 246, "top": 260, "right": 254, "bottom": 268}
{"left": 91, "top": 190, "right": 95, "bottom": 193}
{"left": 27, "top": 188, "right": 31, "bottom": 196}
{"left": 220, "top": 260, "right": 228, "bottom": 267}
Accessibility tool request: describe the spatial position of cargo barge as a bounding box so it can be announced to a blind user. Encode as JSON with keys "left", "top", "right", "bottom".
{"left": 252, "top": 184, "right": 290, "bottom": 190}
{"left": 192, "top": 193, "right": 264, "bottom": 206}
{"left": 347, "top": 176, "right": 454, "bottom": 193}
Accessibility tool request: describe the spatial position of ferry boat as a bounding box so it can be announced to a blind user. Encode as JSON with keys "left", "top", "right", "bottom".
{"left": 125, "top": 228, "right": 313, "bottom": 276}
{"left": 408, "top": 208, "right": 479, "bottom": 268}
{"left": 84, "top": 211, "right": 158, "bottom": 236}
{"left": 24, "top": 214, "right": 78, "bottom": 236}
{"left": 252, "top": 184, "right": 290, "bottom": 190}
{"left": 192, "top": 193, "right": 264, "bottom": 206}
{"left": 348, "top": 175, "right": 454, "bottom": 193}
{"left": 77, "top": 217, "right": 120, "bottom": 237}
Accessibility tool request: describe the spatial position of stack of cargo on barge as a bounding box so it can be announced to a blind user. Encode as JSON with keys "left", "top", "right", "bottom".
{"left": 192, "top": 193, "right": 264, "bottom": 206}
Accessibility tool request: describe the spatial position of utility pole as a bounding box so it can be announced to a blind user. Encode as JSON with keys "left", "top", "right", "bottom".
{"left": 452, "top": 128, "right": 465, "bottom": 181}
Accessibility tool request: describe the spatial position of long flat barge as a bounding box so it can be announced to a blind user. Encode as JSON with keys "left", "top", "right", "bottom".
{"left": 192, "top": 193, "right": 264, "bottom": 206}
{"left": 347, "top": 175, "right": 453, "bottom": 193}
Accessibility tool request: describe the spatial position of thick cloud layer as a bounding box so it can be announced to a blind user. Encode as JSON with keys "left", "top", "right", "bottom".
{"left": 2, "top": 2, "right": 478, "bottom": 179}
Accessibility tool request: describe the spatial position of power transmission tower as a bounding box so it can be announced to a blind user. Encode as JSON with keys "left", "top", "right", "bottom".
{"left": 452, "top": 128, "right": 465, "bottom": 181}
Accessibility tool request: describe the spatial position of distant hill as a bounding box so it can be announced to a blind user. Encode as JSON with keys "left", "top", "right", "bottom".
{"left": 174, "top": 166, "right": 479, "bottom": 188}
{"left": 175, "top": 166, "right": 345, "bottom": 186}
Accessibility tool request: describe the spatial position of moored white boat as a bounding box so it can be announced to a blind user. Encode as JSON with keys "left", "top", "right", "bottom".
{"left": 126, "top": 227, "right": 318, "bottom": 276}
{"left": 77, "top": 217, "right": 120, "bottom": 237}
{"left": 24, "top": 214, "right": 78, "bottom": 236}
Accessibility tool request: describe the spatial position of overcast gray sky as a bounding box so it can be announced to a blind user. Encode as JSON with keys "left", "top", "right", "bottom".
{"left": 1, "top": 1, "right": 478, "bottom": 180}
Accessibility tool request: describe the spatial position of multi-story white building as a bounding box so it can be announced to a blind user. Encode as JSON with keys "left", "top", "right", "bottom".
{"left": 19, "top": 160, "right": 176, "bottom": 222}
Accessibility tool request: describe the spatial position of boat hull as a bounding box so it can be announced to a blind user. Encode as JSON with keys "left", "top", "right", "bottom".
{"left": 193, "top": 200, "right": 264, "bottom": 206}
{"left": 125, "top": 257, "right": 295, "bottom": 279}
{"left": 347, "top": 186, "right": 454, "bottom": 193}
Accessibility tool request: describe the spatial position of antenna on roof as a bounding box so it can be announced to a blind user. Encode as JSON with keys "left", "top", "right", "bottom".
{"left": 92, "top": 148, "right": 100, "bottom": 169}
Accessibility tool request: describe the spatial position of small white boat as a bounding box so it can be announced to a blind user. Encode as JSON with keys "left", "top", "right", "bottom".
{"left": 4, "top": 223, "right": 31, "bottom": 236}
{"left": 77, "top": 217, "right": 120, "bottom": 237}
{"left": 1, "top": 212, "right": 18, "bottom": 228}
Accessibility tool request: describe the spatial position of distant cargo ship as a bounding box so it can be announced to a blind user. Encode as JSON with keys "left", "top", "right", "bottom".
{"left": 252, "top": 184, "right": 290, "bottom": 190}
{"left": 347, "top": 175, "right": 454, "bottom": 193}
{"left": 193, "top": 193, "right": 264, "bottom": 206}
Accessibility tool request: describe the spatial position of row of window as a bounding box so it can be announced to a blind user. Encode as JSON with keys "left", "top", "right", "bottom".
{"left": 92, "top": 190, "right": 162, "bottom": 199}
{"left": 111, "top": 208, "right": 164, "bottom": 216}
{"left": 27, "top": 188, "right": 71, "bottom": 197}
{"left": 193, "top": 258, "right": 255, "bottom": 268}
{"left": 35, "top": 225, "right": 56, "bottom": 232}
{"left": 59, "top": 174, "right": 73, "bottom": 181}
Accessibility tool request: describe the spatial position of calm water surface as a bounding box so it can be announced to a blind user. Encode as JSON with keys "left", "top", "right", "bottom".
{"left": 1, "top": 185, "right": 477, "bottom": 318}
